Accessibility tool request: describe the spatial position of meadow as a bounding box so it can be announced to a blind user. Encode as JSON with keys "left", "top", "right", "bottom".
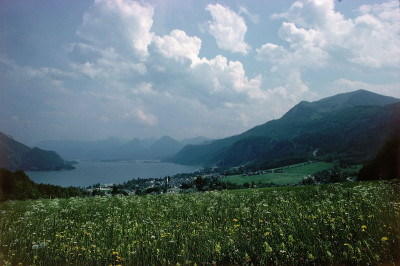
{"left": 0, "top": 180, "right": 399, "bottom": 265}
{"left": 222, "top": 161, "right": 335, "bottom": 185}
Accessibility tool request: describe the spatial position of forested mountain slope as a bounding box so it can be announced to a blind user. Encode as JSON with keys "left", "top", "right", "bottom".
{"left": 170, "top": 90, "right": 400, "bottom": 167}
{"left": 0, "top": 132, "right": 74, "bottom": 171}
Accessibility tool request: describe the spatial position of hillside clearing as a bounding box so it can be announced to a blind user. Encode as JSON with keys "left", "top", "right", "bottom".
{"left": 222, "top": 161, "right": 336, "bottom": 185}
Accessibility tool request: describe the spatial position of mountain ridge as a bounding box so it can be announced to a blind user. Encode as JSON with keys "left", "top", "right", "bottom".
{"left": 282, "top": 89, "right": 399, "bottom": 120}
{"left": 37, "top": 135, "right": 208, "bottom": 161}
{"left": 0, "top": 132, "right": 75, "bottom": 171}
{"left": 169, "top": 90, "right": 400, "bottom": 167}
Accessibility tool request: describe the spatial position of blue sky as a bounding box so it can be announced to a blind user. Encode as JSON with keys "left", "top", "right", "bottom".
{"left": 1, "top": 0, "right": 399, "bottom": 145}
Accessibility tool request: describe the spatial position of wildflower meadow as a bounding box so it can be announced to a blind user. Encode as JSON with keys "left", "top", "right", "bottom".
{"left": 1, "top": 181, "right": 399, "bottom": 265}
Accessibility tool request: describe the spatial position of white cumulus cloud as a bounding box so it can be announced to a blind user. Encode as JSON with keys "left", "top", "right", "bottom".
{"left": 153, "top": 30, "right": 203, "bottom": 67}
{"left": 256, "top": 0, "right": 399, "bottom": 106}
{"left": 205, "top": 4, "right": 250, "bottom": 54}
{"left": 77, "top": 0, "right": 155, "bottom": 58}
{"left": 260, "top": 0, "right": 399, "bottom": 69}
{"left": 190, "top": 55, "right": 267, "bottom": 102}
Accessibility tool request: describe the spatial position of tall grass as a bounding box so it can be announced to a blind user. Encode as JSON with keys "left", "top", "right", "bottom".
{"left": 1, "top": 181, "right": 399, "bottom": 265}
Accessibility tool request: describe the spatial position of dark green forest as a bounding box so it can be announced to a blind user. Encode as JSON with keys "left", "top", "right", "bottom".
{"left": 358, "top": 139, "right": 400, "bottom": 181}
{"left": 0, "top": 168, "right": 87, "bottom": 201}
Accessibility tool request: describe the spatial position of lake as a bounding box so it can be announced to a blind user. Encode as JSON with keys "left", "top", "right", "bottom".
{"left": 26, "top": 161, "right": 200, "bottom": 187}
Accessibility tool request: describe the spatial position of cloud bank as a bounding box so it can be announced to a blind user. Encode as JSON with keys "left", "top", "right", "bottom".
{"left": 0, "top": 0, "right": 398, "bottom": 144}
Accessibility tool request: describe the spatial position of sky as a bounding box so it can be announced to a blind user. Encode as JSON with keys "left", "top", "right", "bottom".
{"left": 0, "top": 0, "right": 399, "bottom": 145}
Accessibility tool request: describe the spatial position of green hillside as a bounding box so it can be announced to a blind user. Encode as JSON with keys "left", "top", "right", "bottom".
{"left": 222, "top": 161, "right": 335, "bottom": 186}
{"left": 0, "top": 168, "right": 86, "bottom": 201}
{"left": 170, "top": 90, "right": 400, "bottom": 167}
{"left": 0, "top": 132, "right": 75, "bottom": 171}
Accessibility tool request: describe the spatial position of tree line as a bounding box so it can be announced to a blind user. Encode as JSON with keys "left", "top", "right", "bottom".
{"left": 0, "top": 168, "right": 88, "bottom": 201}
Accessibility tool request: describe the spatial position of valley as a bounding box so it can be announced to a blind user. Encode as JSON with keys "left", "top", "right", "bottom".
{"left": 2, "top": 0, "right": 399, "bottom": 264}
{"left": 1, "top": 89, "right": 399, "bottom": 265}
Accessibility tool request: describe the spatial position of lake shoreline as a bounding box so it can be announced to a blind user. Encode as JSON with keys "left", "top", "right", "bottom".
{"left": 26, "top": 161, "right": 200, "bottom": 188}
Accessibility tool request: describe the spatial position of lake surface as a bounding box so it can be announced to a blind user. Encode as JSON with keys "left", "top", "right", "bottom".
{"left": 26, "top": 161, "right": 200, "bottom": 187}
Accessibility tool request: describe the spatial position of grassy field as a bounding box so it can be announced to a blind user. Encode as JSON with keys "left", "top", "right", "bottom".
{"left": 222, "top": 161, "right": 335, "bottom": 185}
{"left": 342, "top": 164, "right": 363, "bottom": 173}
{"left": 1, "top": 180, "right": 399, "bottom": 265}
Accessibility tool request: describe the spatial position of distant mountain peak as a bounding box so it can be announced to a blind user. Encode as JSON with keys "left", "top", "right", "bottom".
{"left": 317, "top": 89, "right": 399, "bottom": 108}
{"left": 180, "top": 136, "right": 212, "bottom": 146}
{"left": 151, "top": 136, "right": 180, "bottom": 146}
{"left": 146, "top": 136, "right": 183, "bottom": 159}
{"left": 127, "top": 137, "right": 141, "bottom": 144}
{"left": 284, "top": 89, "right": 399, "bottom": 119}
{"left": 159, "top": 135, "right": 175, "bottom": 141}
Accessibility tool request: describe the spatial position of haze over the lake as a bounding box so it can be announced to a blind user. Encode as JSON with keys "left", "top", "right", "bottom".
{"left": 1, "top": 0, "right": 399, "bottom": 146}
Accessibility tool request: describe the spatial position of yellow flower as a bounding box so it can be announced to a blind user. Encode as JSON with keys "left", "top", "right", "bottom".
{"left": 381, "top": 237, "right": 388, "bottom": 242}
{"left": 234, "top": 224, "right": 240, "bottom": 228}
{"left": 344, "top": 243, "right": 349, "bottom": 246}
{"left": 265, "top": 232, "right": 270, "bottom": 236}
{"left": 361, "top": 225, "right": 367, "bottom": 232}
{"left": 215, "top": 243, "right": 221, "bottom": 254}
{"left": 233, "top": 218, "right": 238, "bottom": 222}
